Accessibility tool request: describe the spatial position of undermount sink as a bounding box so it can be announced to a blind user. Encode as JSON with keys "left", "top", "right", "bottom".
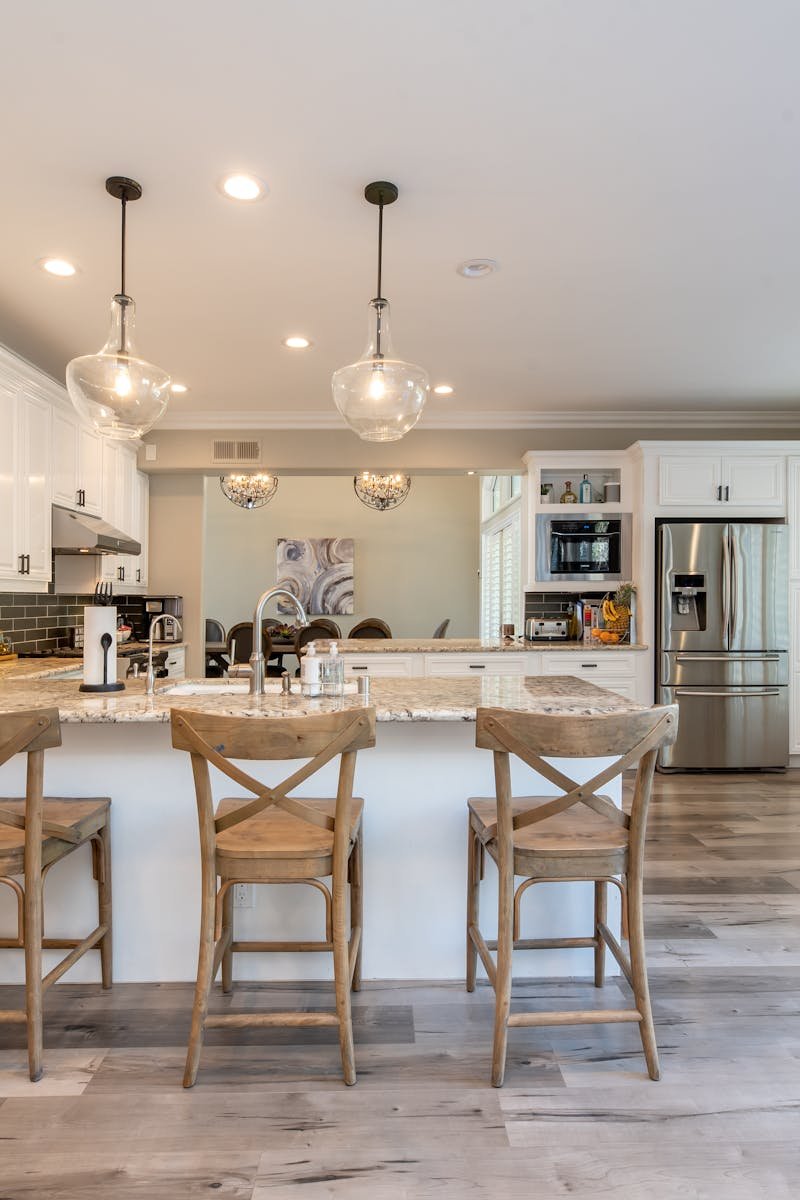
{"left": 163, "top": 681, "right": 279, "bottom": 696}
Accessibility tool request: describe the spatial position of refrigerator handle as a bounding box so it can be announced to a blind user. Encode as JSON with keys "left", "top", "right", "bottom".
{"left": 730, "top": 529, "right": 739, "bottom": 642}
{"left": 721, "top": 531, "right": 731, "bottom": 644}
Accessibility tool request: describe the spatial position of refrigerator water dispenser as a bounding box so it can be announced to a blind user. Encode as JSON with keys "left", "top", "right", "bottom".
{"left": 670, "top": 573, "right": 706, "bottom": 631}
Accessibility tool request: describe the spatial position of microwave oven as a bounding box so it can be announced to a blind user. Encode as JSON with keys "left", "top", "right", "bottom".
{"left": 535, "top": 513, "right": 632, "bottom": 583}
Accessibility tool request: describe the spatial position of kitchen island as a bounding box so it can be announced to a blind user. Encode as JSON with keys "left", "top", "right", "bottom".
{"left": 0, "top": 674, "right": 638, "bottom": 985}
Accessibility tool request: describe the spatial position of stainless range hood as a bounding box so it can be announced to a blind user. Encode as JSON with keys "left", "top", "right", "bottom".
{"left": 52, "top": 505, "right": 141, "bottom": 556}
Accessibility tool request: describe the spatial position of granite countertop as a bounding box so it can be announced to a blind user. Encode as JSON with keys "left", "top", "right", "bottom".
{"left": 0, "top": 642, "right": 189, "bottom": 683}
{"left": 324, "top": 638, "right": 647, "bottom": 653}
{"left": 0, "top": 674, "right": 642, "bottom": 724}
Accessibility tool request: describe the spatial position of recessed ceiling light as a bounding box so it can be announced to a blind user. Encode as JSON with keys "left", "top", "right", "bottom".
{"left": 433, "top": 384, "right": 454, "bottom": 395}
{"left": 170, "top": 382, "right": 189, "bottom": 394}
{"left": 39, "top": 257, "right": 77, "bottom": 277}
{"left": 457, "top": 259, "right": 498, "bottom": 279}
{"left": 467, "top": 470, "right": 476, "bottom": 475}
{"left": 283, "top": 336, "right": 312, "bottom": 349}
{"left": 220, "top": 173, "right": 266, "bottom": 201}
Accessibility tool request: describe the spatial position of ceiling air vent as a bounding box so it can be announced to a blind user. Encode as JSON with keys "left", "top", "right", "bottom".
{"left": 212, "top": 439, "right": 262, "bottom": 466}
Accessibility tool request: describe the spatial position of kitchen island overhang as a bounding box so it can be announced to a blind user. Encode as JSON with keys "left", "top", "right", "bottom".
{"left": 0, "top": 676, "right": 637, "bottom": 984}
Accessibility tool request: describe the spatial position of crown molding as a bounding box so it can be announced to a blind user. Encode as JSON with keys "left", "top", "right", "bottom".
{"left": 156, "top": 407, "right": 800, "bottom": 432}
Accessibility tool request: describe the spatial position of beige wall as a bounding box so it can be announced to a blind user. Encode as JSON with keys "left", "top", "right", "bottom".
{"left": 148, "top": 475, "right": 206, "bottom": 677}
{"left": 139, "top": 425, "right": 800, "bottom": 475}
{"left": 203, "top": 474, "right": 480, "bottom": 638}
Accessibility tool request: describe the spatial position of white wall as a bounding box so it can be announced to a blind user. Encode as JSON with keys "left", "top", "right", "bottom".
{"left": 203, "top": 474, "right": 480, "bottom": 638}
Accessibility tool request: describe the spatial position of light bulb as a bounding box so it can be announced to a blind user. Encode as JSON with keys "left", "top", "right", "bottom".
{"left": 114, "top": 367, "right": 132, "bottom": 398}
{"left": 367, "top": 367, "right": 386, "bottom": 401}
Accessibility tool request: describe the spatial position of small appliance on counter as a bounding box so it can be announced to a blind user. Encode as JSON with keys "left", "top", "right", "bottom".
{"left": 143, "top": 596, "right": 183, "bottom": 641}
{"left": 525, "top": 618, "right": 569, "bottom": 641}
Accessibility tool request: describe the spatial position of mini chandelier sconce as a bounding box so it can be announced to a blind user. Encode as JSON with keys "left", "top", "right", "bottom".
{"left": 219, "top": 472, "right": 279, "bottom": 510}
{"left": 66, "top": 176, "right": 171, "bottom": 440}
{"left": 353, "top": 471, "right": 412, "bottom": 511}
{"left": 332, "top": 182, "right": 429, "bottom": 442}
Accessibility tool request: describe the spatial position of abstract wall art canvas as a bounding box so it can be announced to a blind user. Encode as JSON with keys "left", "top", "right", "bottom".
{"left": 276, "top": 538, "right": 354, "bottom": 616}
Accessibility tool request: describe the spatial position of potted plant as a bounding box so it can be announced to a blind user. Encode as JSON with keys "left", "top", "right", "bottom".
{"left": 540, "top": 482, "right": 553, "bottom": 504}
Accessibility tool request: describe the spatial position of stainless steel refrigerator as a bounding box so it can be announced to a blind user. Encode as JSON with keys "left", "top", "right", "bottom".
{"left": 656, "top": 521, "right": 789, "bottom": 770}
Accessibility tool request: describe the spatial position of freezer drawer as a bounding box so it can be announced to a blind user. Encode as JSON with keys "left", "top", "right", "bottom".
{"left": 658, "top": 685, "right": 788, "bottom": 770}
{"left": 660, "top": 651, "right": 788, "bottom": 688}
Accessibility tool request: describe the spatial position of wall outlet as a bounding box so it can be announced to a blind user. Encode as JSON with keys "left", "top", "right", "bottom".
{"left": 233, "top": 883, "right": 254, "bottom": 908}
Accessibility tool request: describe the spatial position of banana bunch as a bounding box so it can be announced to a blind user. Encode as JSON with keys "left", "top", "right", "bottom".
{"left": 602, "top": 598, "right": 620, "bottom": 624}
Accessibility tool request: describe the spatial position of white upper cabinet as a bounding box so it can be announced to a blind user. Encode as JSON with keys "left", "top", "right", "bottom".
{"left": 659, "top": 453, "right": 785, "bottom": 509}
{"left": 658, "top": 455, "right": 722, "bottom": 506}
{"left": 52, "top": 405, "right": 103, "bottom": 516}
{"left": 128, "top": 469, "right": 149, "bottom": 590}
{"left": 0, "top": 386, "right": 53, "bottom": 587}
{"left": 0, "top": 379, "right": 20, "bottom": 580}
{"left": 18, "top": 390, "right": 52, "bottom": 581}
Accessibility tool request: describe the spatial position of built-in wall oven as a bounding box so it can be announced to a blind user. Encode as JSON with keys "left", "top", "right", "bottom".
{"left": 535, "top": 513, "right": 632, "bottom": 583}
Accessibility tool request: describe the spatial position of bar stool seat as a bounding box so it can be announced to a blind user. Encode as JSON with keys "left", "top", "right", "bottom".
{"left": 469, "top": 796, "right": 629, "bottom": 863}
{"left": 215, "top": 796, "right": 364, "bottom": 874}
{"left": 0, "top": 797, "right": 111, "bottom": 873}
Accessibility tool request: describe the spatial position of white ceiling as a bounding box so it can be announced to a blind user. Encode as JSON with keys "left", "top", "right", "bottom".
{"left": 1, "top": 0, "right": 799, "bottom": 429}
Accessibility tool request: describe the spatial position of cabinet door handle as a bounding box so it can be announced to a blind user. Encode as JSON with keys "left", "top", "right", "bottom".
{"left": 716, "top": 484, "right": 722, "bottom": 501}
{"left": 468, "top": 663, "right": 486, "bottom": 669}
{"left": 580, "top": 662, "right": 599, "bottom": 668}
{"left": 18, "top": 554, "right": 25, "bottom": 575}
{"left": 350, "top": 664, "right": 368, "bottom": 670}
{"left": 136, "top": 569, "right": 141, "bottom": 583}
{"left": 724, "top": 485, "right": 730, "bottom": 501}
{"left": 117, "top": 566, "right": 124, "bottom": 582}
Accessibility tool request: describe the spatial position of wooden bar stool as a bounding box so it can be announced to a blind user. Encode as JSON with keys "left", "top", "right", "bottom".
{"left": 0, "top": 708, "right": 112, "bottom": 1081}
{"left": 171, "top": 706, "right": 376, "bottom": 1088}
{"left": 466, "top": 704, "right": 678, "bottom": 1086}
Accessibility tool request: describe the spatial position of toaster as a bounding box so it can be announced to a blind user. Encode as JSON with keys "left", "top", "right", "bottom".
{"left": 525, "top": 618, "right": 569, "bottom": 640}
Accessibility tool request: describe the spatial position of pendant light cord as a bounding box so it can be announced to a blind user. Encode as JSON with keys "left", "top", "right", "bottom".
{"left": 375, "top": 194, "right": 385, "bottom": 359}
{"left": 119, "top": 192, "right": 128, "bottom": 353}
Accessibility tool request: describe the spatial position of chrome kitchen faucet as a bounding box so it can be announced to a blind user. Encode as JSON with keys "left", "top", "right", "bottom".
{"left": 250, "top": 588, "right": 308, "bottom": 695}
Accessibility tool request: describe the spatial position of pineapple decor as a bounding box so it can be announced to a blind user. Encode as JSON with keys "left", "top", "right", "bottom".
{"left": 600, "top": 582, "right": 635, "bottom": 643}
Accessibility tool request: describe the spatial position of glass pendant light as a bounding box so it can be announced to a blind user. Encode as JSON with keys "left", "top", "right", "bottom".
{"left": 66, "top": 177, "right": 170, "bottom": 440}
{"left": 332, "top": 182, "right": 428, "bottom": 442}
{"left": 353, "top": 471, "right": 412, "bottom": 511}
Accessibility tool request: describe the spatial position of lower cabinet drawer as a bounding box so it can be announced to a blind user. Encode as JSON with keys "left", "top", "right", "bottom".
{"left": 342, "top": 654, "right": 416, "bottom": 677}
{"left": 538, "top": 652, "right": 636, "bottom": 680}
{"left": 424, "top": 654, "right": 526, "bottom": 678}
{"left": 165, "top": 647, "right": 186, "bottom": 679}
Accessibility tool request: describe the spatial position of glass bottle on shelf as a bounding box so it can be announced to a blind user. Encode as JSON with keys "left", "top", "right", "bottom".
{"left": 560, "top": 480, "right": 577, "bottom": 504}
{"left": 578, "top": 474, "right": 592, "bottom": 504}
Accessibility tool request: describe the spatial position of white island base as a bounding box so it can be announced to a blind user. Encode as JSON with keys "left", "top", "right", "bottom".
{"left": 0, "top": 713, "right": 621, "bottom": 985}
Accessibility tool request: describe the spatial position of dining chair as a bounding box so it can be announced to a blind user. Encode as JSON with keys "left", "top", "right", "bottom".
{"left": 226, "top": 623, "right": 283, "bottom": 676}
{"left": 171, "top": 705, "right": 376, "bottom": 1087}
{"left": 349, "top": 618, "right": 392, "bottom": 639}
{"left": 205, "top": 618, "right": 226, "bottom": 644}
{"left": 466, "top": 704, "right": 678, "bottom": 1086}
{"left": 0, "top": 708, "right": 112, "bottom": 1081}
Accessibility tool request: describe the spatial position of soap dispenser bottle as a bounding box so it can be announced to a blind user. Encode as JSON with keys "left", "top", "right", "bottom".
{"left": 300, "top": 642, "right": 321, "bottom": 697}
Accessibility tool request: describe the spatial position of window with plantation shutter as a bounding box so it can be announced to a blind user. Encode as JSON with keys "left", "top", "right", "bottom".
{"left": 480, "top": 505, "right": 522, "bottom": 639}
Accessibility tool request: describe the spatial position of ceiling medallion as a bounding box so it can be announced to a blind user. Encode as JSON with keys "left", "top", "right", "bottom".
{"left": 66, "top": 176, "right": 171, "bottom": 440}
{"left": 220, "top": 473, "right": 279, "bottom": 510}
{"left": 332, "top": 181, "right": 428, "bottom": 442}
{"left": 353, "top": 471, "right": 412, "bottom": 511}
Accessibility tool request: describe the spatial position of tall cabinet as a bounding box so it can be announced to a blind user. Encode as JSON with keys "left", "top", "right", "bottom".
{"left": 0, "top": 346, "right": 149, "bottom": 594}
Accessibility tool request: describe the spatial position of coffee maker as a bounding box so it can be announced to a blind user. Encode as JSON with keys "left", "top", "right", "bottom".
{"left": 143, "top": 596, "right": 183, "bottom": 641}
